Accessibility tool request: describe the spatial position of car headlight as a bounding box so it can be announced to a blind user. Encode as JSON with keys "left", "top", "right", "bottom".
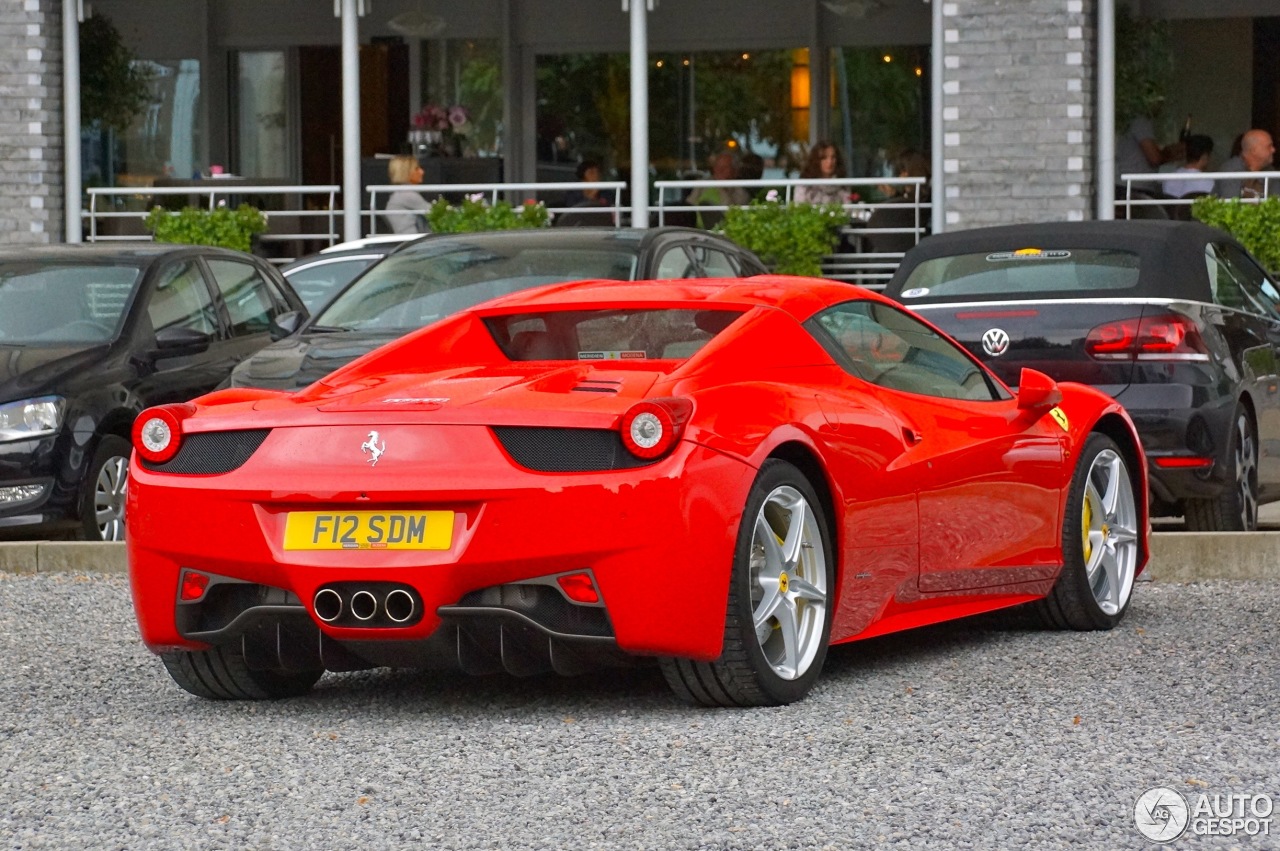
{"left": 0, "top": 396, "right": 66, "bottom": 442}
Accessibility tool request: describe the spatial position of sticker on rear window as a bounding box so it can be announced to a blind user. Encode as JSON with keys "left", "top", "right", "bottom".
{"left": 900, "top": 287, "right": 930, "bottom": 298}
{"left": 578, "top": 351, "right": 647, "bottom": 360}
{"left": 986, "top": 249, "right": 1072, "bottom": 262}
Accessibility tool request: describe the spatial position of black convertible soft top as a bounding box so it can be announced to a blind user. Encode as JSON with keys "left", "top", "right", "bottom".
{"left": 884, "top": 219, "right": 1244, "bottom": 304}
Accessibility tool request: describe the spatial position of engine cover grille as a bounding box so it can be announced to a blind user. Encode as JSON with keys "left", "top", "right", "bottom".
{"left": 492, "top": 426, "right": 655, "bottom": 472}
{"left": 142, "top": 429, "right": 271, "bottom": 475}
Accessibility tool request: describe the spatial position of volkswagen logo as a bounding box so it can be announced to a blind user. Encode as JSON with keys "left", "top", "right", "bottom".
{"left": 981, "top": 327, "right": 1011, "bottom": 357}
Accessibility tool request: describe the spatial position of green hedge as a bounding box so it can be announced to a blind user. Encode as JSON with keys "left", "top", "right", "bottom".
{"left": 143, "top": 204, "right": 267, "bottom": 252}
{"left": 1192, "top": 196, "right": 1280, "bottom": 274}
{"left": 427, "top": 197, "right": 550, "bottom": 233}
{"left": 717, "top": 198, "right": 846, "bottom": 277}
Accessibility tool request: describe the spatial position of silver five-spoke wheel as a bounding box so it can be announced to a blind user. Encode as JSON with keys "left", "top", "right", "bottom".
{"left": 1081, "top": 447, "right": 1138, "bottom": 616}
{"left": 747, "top": 485, "right": 829, "bottom": 680}
{"left": 93, "top": 454, "right": 129, "bottom": 541}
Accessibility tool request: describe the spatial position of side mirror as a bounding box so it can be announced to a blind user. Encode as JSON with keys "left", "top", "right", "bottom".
{"left": 1016, "top": 367, "right": 1063, "bottom": 410}
{"left": 152, "top": 326, "right": 211, "bottom": 356}
{"left": 269, "top": 310, "right": 304, "bottom": 341}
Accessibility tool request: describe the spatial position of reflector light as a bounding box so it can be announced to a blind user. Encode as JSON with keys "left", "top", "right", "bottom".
{"left": 1152, "top": 456, "right": 1213, "bottom": 469}
{"left": 180, "top": 571, "right": 210, "bottom": 601}
{"left": 619, "top": 398, "right": 693, "bottom": 460}
{"left": 132, "top": 404, "right": 195, "bottom": 464}
{"left": 556, "top": 572, "right": 600, "bottom": 604}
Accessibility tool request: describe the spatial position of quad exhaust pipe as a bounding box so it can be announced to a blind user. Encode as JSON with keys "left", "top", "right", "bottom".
{"left": 313, "top": 585, "right": 420, "bottom": 627}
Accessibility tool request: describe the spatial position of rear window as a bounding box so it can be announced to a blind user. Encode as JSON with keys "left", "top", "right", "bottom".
{"left": 897, "top": 248, "right": 1141, "bottom": 302}
{"left": 484, "top": 308, "right": 744, "bottom": 361}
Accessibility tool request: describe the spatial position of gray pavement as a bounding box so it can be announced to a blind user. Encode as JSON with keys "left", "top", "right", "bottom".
{"left": 1, "top": 571, "right": 1276, "bottom": 849}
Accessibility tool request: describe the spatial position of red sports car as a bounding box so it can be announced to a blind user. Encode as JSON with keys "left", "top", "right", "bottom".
{"left": 127, "top": 276, "right": 1149, "bottom": 707}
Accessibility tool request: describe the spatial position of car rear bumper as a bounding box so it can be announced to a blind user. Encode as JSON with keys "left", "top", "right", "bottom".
{"left": 126, "top": 425, "right": 756, "bottom": 665}
{"left": 1109, "top": 383, "right": 1233, "bottom": 505}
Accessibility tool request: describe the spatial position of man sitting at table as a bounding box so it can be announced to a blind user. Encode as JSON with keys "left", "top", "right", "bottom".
{"left": 1162, "top": 134, "right": 1215, "bottom": 198}
{"left": 1216, "top": 129, "right": 1276, "bottom": 199}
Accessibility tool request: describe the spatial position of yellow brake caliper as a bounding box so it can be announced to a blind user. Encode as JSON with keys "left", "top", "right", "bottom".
{"left": 1082, "top": 494, "right": 1093, "bottom": 562}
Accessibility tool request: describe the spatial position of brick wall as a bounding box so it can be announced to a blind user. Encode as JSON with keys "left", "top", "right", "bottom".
{"left": 0, "top": 0, "right": 62, "bottom": 244}
{"left": 940, "top": 0, "right": 1094, "bottom": 230}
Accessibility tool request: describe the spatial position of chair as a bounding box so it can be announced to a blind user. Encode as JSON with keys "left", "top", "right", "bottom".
{"left": 553, "top": 205, "right": 616, "bottom": 228}
{"left": 864, "top": 203, "right": 925, "bottom": 254}
{"left": 1115, "top": 186, "right": 1170, "bottom": 220}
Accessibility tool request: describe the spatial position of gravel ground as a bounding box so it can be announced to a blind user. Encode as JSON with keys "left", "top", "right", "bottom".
{"left": 0, "top": 573, "right": 1277, "bottom": 851}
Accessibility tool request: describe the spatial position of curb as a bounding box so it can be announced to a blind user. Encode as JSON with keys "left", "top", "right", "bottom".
{"left": 0, "top": 532, "right": 1274, "bottom": 581}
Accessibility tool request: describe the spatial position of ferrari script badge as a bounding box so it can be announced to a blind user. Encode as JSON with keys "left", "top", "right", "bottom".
{"left": 981, "top": 327, "right": 1010, "bottom": 357}
{"left": 360, "top": 430, "right": 386, "bottom": 466}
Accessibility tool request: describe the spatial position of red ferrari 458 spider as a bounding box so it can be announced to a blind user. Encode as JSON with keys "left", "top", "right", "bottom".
{"left": 127, "top": 276, "right": 1149, "bottom": 706}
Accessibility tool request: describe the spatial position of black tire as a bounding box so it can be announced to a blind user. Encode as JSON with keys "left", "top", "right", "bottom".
{"left": 160, "top": 645, "right": 323, "bottom": 700}
{"left": 1184, "top": 405, "right": 1258, "bottom": 532}
{"left": 77, "top": 435, "right": 131, "bottom": 542}
{"left": 1039, "top": 433, "right": 1140, "bottom": 631}
{"left": 660, "top": 459, "right": 834, "bottom": 707}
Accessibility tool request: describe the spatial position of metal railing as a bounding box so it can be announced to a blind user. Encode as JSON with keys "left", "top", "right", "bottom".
{"left": 366, "top": 181, "right": 628, "bottom": 234}
{"left": 655, "top": 176, "right": 930, "bottom": 289}
{"left": 82, "top": 177, "right": 930, "bottom": 288}
{"left": 84, "top": 185, "right": 342, "bottom": 258}
{"left": 1117, "top": 171, "right": 1280, "bottom": 220}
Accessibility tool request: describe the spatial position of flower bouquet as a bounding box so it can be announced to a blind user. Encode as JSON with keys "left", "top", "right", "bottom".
{"left": 410, "top": 103, "right": 470, "bottom": 156}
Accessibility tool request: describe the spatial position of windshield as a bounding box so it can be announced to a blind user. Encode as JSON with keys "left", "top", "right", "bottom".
{"left": 0, "top": 263, "right": 140, "bottom": 345}
{"left": 315, "top": 243, "right": 639, "bottom": 333}
{"left": 897, "top": 248, "right": 1141, "bottom": 302}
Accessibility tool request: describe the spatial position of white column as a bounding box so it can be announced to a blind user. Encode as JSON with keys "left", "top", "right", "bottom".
{"left": 340, "top": 0, "right": 362, "bottom": 241}
{"left": 930, "top": 0, "right": 945, "bottom": 235}
{"left": 1097, "top": 0, "right": 1115, "bottom": 220}
{"left": 628, "top": 0, "right": 649, "bottom": 228}
{"left": 63, "top": 0, "right": 82, "bottom": 242}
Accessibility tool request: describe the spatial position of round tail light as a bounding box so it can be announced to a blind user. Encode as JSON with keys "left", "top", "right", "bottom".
{"left": 619, "top": 398, "right": 693, "bottom": 460}
{"left": 132, "top": 404, "right": 195, "bottom": 464}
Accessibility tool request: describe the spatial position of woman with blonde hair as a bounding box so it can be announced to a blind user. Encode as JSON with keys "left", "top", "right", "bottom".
{"left": 383, "top": 154, "right": 431, "bottom": 234}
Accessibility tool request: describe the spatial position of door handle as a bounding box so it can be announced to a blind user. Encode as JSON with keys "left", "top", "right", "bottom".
{"left": 902, "top": 427, "right": 923, "bottom": 446}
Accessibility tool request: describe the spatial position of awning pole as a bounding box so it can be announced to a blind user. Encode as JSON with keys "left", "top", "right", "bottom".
{"left": 63, "top": 0, "right": 83, "bottom": 242}
{"left": 627, "top": 0, "right": 651, "bottom": 228}
{"left": 1097, "top": 0, "right": 1115, "bottom": 220}
{"left": 339, "top": 0, "right": 362, "bottom": 241}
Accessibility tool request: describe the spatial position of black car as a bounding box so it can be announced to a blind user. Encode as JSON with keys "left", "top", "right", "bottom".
{"left": 230, "top": 226, "right": 767, "bottom": 390}
{"left": 0, "top": 244, "right": 307, "bottom": 540}
{"left": 280, "top": 235, "right": 414, "bottom": 312}
{"left": 883, "top": 219, "right": 1280, "bottom": 531}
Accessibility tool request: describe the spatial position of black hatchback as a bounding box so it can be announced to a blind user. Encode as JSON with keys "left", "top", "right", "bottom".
{"left": 0, "top": 244, "right": 307, "bottom": 540}
{"left": 884, "top": 220, "right": 1280, "bottom": 531}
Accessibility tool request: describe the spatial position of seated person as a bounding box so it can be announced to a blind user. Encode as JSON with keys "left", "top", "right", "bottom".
{"left": 383, "top": 155, "right": 431, "bottom": 234}
{"left": 564, "top": 159, "right": 610, "bottom": 207}
{"left": 1162, "top": 134, "right": 1215, "bottom": 197}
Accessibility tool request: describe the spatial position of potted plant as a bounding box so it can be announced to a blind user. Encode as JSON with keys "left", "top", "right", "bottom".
{"left": 426, "top": 195, "right": 551, "bottom": 233}
{"left": 144, "top": 205, "right": 268, "bottom": 253}
{"left": 717, "top": 192, "right": 846, "bottom": 276}
{"left": 1192, "top": 196, "right": 1280, "bottom": 274}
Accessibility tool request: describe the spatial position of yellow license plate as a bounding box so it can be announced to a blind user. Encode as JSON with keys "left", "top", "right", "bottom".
{"left": 283, "top": 511, "right": 454, "bottom": 551}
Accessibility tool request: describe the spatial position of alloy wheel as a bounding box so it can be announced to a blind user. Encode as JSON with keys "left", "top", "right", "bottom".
{"left": 1081, "top": 448, "right": 1138, "bottom": 615}
{"left": 746, "top": 485, "right": 828, "bottom": 680}
{"left": 94, "top": 455, "right": 128, "bottom": 541}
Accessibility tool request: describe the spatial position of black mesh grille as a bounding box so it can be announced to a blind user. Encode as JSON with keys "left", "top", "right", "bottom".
{"left": 143, "top": 429, "right": 271, "bottom": 475}
{"left": 492, "top": 426, "right": 655, "bottom": 472}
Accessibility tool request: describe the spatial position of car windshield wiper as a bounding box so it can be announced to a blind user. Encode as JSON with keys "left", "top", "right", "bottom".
{"left": 305, "top": 324, "right": 354, "bottom": 333}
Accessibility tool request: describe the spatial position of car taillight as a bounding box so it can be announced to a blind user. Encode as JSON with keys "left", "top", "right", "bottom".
{"left": 1085, "top": 314, "right": 1209, "bottom": 362}
{"left": 132, "top": 403, "right": 195, "bottom": 464}
{"left": 618, "top": 398, "right": 693, "bottom": 460}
